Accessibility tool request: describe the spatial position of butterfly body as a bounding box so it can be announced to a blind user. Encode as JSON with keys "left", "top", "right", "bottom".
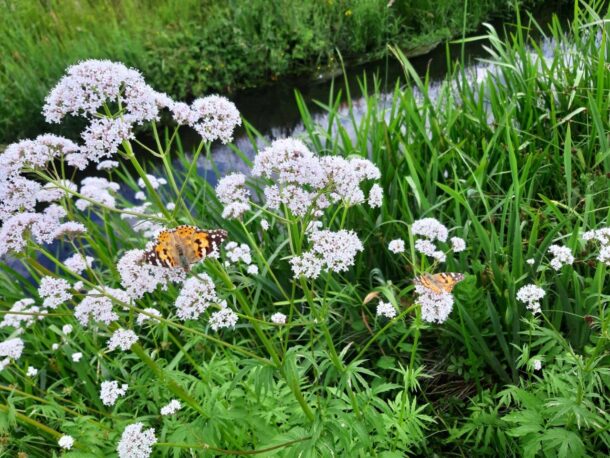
{"left": 414, "top": 272, "right": 464, "bottom": 294}
{"left": 144, "top": 225, "right": 228, "bottom": 271}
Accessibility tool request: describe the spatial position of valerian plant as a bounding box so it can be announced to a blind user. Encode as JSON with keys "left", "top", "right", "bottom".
{"left": 3, "top": 3, "right": 610, "bottom": 456}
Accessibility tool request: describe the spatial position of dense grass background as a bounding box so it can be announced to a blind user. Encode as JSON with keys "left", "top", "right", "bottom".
{"left": 1, "top": 0, "right": 553, "bottom": 144}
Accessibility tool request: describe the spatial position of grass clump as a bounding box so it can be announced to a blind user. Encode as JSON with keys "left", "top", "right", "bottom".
{"left": 3, "top": 1, "right": 610, "bottom": 456}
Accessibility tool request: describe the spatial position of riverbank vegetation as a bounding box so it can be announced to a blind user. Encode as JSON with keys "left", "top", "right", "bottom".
{"left": 2, "top": 0, "right": 610, "bottom": 456}
{"left": 2, "top": 0, "right": 555, "bottom": 143}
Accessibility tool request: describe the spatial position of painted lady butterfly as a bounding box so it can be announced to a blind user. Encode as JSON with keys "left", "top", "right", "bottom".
{"left": 414, "top": 272, "right": 465, "bottom": 294}
{"left": 144, "top": 225, "right": 228, "bottom": 271}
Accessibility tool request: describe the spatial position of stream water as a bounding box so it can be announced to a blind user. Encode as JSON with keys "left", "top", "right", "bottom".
{"left": 172, "top": 5, "right": 571, "bottom": 185}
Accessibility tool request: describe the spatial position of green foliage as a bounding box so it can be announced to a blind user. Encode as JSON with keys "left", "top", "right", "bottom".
{"left": 1, "top": 0, "right": 552, "bottom": 143}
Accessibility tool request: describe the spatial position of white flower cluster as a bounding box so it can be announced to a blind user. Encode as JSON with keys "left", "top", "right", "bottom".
{"left": 44, "top": 60, "right": 163, "bottom": 124}
{"left": 43, "top": 60, "right": 172, "bottom": 169}
{"left": 414, "top": 284, "right": 455, "bottom": 323}
{"left": 36, "top": 180, "right": 77, "bottom": 203}
{"left": 291, "top": 229, "right": 363, "bottom": 279}
{"left": 0, "top": 204, "right": 82, "bottom": 258}
{"left": 75, "top": 177, "right": 120, "bottom": 211}
{"left": 251, "top": 138, "right": 381, "bottom": 218}
{"left": 388, "top": 239, "right": 405, "bottom": 254}
{"left": 216, "top": 173, "right": 251, "bottom": 219}
{"left": 174, "top": 276, "right": 237, "bottom": 330}
{"left": 169, "top": 95, "right": 241, "bottom": 144}
{"left": 58, "top": 435, "right": 75, "bottom": 450}
{"left": 412, "top": 218, "right": 448, "bottom": 242}
{"left": 26, "top": 366, "right": 38, "bottom": 377}
{"left": 516, "top": 284, "right": 546, "bottom": 314}
{"left": 137, "top": 174, "right": 167, "bottom": 190}
{"left": 38, "top": 276, "right": 72, "bottom": 309}
{"left": 174, "top": 275, "right": 219, "bottom": 320}
{"left": 368, "top": 183, "right": 383, "bottom": 208}
{"left": 117, "top": 422, "right": 157, "bottom": 458}
{"left": 411, "top": 218, "right": 466, "bottom": 262}
{"left": 117, "top": 249, "right": 185, "bottom": 299}
{"left": 100, "top": 380, "right": 128, "bottom": 406}
{"left": 582, "top": 228, "right": 610, "bottom": 266}
{"left": 75, "top": 293, "right": 118, "bottom": 327}
{"left": 209, "top": 307, "right": 239, "bottom": 331}
{"left": 1, "top": 134, "right": 79, "bottom": 178}
{"left": 376, "top": 301, "right": 397, "bottom": 319}
{"left": 0, "top": 298, "right": 43, "bottom": 331}
{"left": 160, "top": 399, "right": 182, "bottom": 416}
{"left": 270, "top": 312, "right": 287, "bottom": 325}
{"left": 0, "top": 337, "right": 24, "bottom": 371}
{"left": 0, "top": 135, "right": 89, "bottom": 256}
{"left": 63, "top": 253, "right": 95, "bottom": 274}
{"left": 97, "top": 160, "right": 119, "bottom": 170}
{"left": 548, "top": 244, "right": 574, "bottom": 270}
{"left": 107, "top": 328, "right": 139, "bottom": 352}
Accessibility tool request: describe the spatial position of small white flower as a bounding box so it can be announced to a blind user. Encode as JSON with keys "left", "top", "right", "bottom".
{"left": 137, "top": 175, "right": 167, "bottom": 190}
{"left": 548, "top": 244, "right": 574, "bottom": 270}
{"left": 107, "top": 328, "right": 138, "bottom": 352}
{"left": 291, "top": 229, "right": 363, "bottom": 279}
{"left": 38, "top": 276, "right": 72, "bottom": 309}
{"left": 270, "top": 312, "right": 287, "bottom": 325}
{"left": 71, "top": 352, "right": 83, "bottom": 362}
{"left": 526, "top": 258, "right": 535, "bottom": 265}
{"left": 450, "top": 237, "right": 466, "bottom": 253}
{"left": 160, "top": 399, "right": 182, "bottom": 416}
{"left": 166, "top": 202, "right": 176, "bottom": 211}
{"left": 216, "top": 173, "right": 251, "bottom": 219}
{"left": 415, "top": 286, "right": 455, "bottom": 324}
{"left": 52, "top": 343, "right": 60, "bottom": 351}
{"left": 63, "top": 253, "right": 95, "bottom": 274}
{"left": 412, "top": 218, "right": 448, "bottom": 242}
{"left": 532, "top": 359, "right": 542, "bottom": 371}
{"left": 175, "top": 275, "right": 218, "bottom": 320}
{"left": 260, "top": 219, "right": 270, "bottom": 231}
{"left": 117, "top": 422, "right": 157, "bottom": 458}
{"left": 97, "top": 160, "right": 119, "bottom": 170}
{"left": 75, "top": 293, "right": 118, "bottom": 327}
{"left": 246, "top": 264, "right": 259, "bottom": 275}
{"left": 225, "top": 242, "right": 252, "bottom": 265}
{"left": 134, "top": 191, "right": 146, "bottom": 201}
{"left": 0, "top": 337, "right": 24, "bottom": 360}
{"left": 376, "top": 301, "right": 397, "bottom": 319}
{"left": 189, "top": 95, "right": 241, "bottom": 144}
{"left": 62, "top": 324, "right": 73, "bottom": 335}
{"left": 368, "top": 183, "right": 383, "bottom": 208}
{"left": 414, "top": 239, "right": 437, "bottom": 257}
{"left": 100, "top": 380, "right": 128, "bottom": 406}
{"left": 388, "top": 239, "right": 405, "bottom": 254}
{"left": 516, "top": 284, "right": 546, "bottom": 314}
{"left": 26, "top": 366, "right": 38, "bottom": 377}
{"left": 209, "top": 307, "right": 238, "bottom": 331}
{"left": 58, "top": 435, "right": 75, "bottom": 450}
